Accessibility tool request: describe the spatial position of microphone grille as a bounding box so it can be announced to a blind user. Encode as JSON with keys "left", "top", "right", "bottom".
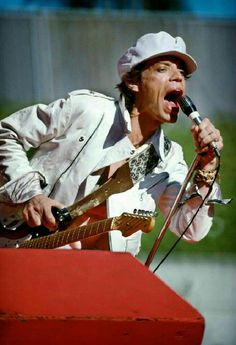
{"left": 178, "top": 95, "right": 196, "bottom": 115}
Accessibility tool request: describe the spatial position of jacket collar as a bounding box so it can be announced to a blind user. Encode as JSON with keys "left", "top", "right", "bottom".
{"left": 118, "top": 96, "right": 133, "bottom": 133}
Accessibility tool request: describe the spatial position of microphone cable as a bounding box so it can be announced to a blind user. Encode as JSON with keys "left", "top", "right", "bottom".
{"left": 152, "top": 157, "right": 221, "bottom": 274}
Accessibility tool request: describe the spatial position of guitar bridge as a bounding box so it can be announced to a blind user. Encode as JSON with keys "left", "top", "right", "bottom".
{"left": 133, "top": 209, "right": 158, "bottom": 218}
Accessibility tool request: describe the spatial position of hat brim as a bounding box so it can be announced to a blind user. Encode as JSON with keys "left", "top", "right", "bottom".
{"left": 130, "top": 50, "right": 197, "bottom": 76}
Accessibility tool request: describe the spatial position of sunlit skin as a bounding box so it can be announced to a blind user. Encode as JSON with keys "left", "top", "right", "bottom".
{"left": 127, "top": 57, "right": 186, "bottom": 145}
{"left": 134, "top": 57, "right": 185, "bottom": 123}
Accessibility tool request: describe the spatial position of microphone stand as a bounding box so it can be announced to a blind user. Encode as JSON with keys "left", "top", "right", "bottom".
{"left": 145, "top": 154, "right": 201, "bottom": 268}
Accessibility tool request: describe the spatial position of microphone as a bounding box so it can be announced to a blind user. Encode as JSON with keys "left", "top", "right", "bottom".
{"left": 178, "top": 95, "right": 220, "bottom": 158}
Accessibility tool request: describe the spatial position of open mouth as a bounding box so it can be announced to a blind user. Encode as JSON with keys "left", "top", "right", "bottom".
{"left": 164, "top": 90, "right": 183, "bottom": 104}
{"left": 164, "top": 90, "right": 183, "bottom": 114}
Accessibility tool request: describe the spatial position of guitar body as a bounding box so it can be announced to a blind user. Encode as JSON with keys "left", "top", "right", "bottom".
{"left": 0, "top": 223, "right": 52, "bottom": 248}
{"left": 0, "top": 205, "right": 71, "bottom": 248}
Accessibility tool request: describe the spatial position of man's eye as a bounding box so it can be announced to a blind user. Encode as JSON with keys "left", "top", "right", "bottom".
{"left": 157, "top": 66, "right": 167, "bottom": 72}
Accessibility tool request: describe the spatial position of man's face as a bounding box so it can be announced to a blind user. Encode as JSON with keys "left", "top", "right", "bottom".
{"left": 133, "top": 56, "right": 186, "bottom": 125}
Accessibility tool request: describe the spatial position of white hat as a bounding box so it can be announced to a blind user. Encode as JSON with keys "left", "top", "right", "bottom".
{"left": 117, "top": 31, "right": 197, "bottom": 78}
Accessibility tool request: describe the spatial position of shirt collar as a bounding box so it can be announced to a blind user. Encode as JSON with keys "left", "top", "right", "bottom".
{"left": 146, "top": 128, "right": 166, "bottom": 162}
{"left": 118, "top": 96, "right": 132, "bottom": 133}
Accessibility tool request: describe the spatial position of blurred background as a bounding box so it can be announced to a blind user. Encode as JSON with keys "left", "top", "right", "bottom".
{"left": 0, "top": 1, "right": 235, "bottom": 344}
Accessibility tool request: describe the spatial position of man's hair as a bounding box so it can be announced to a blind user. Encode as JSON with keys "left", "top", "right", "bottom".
{"left": 116, "top": 64, "right": 144, "bottom": 113}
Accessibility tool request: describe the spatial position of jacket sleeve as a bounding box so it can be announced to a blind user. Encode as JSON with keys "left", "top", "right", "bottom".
{"left": 0, "top": 97, "right": 71, "bottom": 203}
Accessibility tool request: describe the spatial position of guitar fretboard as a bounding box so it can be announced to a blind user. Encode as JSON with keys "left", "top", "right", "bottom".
{"left": 19, "top": 218, "right": 113, "bottom": 249}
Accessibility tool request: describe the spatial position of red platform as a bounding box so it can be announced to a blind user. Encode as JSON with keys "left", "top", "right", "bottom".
{"left": 0, "top": 249, "right": 204, "bottom": 345}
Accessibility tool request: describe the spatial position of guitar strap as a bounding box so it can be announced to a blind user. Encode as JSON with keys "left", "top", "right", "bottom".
{"left": 64, "top": 143, "right": 162, "bottom": 223}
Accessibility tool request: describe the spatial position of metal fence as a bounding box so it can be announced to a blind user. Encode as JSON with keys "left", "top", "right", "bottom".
{"left": 0, "top": 9, "right": 236, "bottom": 118}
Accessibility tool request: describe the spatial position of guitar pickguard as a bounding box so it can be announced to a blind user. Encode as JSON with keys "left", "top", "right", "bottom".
{"left": 0, "top": 231, "right": 32, "bottom": 248}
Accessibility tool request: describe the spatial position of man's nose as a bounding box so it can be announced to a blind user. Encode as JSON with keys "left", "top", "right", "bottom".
{"left": 170, "top": 68, "right": 184, "bottom": 82}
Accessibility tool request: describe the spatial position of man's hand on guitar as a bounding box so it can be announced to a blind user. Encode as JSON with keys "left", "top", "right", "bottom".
{"left": 22, "top": 194, "right": 64, "bottom": 230}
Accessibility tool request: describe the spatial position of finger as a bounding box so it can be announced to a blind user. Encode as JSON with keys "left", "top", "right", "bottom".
{"left": 215, "top": 135, "right": 223, "bottom": 150}
{"left": 198, "top": 117, "right": 211, "bottom": 129}
{"left": 197, "top": 126, "right": 220, "bottom": 149}
{"left": 190, "top": 126, "right": 200, "bottom": 145}
{"left": 42, "top": 208, "right": 58, "bottom": 230}
{"left": 23, "top": 207, "right": 42, "bottom": 227}
{"left": 42, "top": 200, "right": 66, "bottom": 230}
{"left": 196, "top": 146, "right": 216, "bottom": 160}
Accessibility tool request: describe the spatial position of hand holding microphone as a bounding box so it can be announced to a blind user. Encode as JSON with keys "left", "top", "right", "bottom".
{"left": 178, "top": 95, "right": 221, "bottom": 158}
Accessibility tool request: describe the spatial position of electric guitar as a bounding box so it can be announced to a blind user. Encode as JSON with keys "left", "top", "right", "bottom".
{"left": 0, "top": 212, "right": 156, "bottom": 249}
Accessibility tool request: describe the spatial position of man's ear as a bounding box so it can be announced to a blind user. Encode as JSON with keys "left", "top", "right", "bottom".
{"left": 127, "top": 82, "right": 139, "bottom": 92}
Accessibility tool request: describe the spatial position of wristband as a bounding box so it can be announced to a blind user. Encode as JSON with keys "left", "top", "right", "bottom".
{"left": 193, "top": 167, "right": 219, "bottom": 186}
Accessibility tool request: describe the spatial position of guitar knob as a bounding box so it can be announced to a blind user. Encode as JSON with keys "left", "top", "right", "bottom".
{"left": 52, "top": 207, "right": 72, "bottom": 229}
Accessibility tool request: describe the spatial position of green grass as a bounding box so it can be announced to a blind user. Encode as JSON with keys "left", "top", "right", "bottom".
{"left": 0, "top": 103, "right": 235, "bottom": 256}
{"left": 0, "top": 102, "right": 31, "bottom": 118}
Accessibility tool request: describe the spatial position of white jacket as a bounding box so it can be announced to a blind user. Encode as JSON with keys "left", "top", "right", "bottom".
{"left": 0, "top": 89, "right": 224, "bottom": 255}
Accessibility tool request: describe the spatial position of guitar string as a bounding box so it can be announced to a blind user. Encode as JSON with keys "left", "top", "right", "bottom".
{"left": 20, "top": 216, "right": 148, "bottom": 249}
{"left": 23, "top": 218, "right": 113, "bottom": 249}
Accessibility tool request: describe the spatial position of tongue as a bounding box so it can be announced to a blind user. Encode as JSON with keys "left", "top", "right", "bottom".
{"left": 164, "top": 100, "right": 178, "bottom": 113}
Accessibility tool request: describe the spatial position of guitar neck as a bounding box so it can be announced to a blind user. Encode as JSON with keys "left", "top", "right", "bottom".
{"left": 19, "top": 212, "right": 155, "bottom": 249}
{"left": 19, "top": 218, "right": 113, "bottom": 249}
